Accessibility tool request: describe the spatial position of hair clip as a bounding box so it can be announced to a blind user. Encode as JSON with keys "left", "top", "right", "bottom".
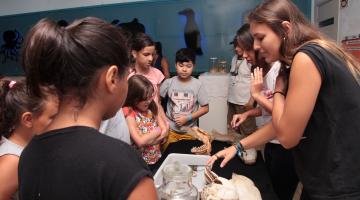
{"left": 9, "top": 80, "right": 16, "bottom": 88}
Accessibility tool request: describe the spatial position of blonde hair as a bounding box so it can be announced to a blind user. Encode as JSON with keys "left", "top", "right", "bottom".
{"left": 248, "top": 0, "right": 360, "bottom": 84}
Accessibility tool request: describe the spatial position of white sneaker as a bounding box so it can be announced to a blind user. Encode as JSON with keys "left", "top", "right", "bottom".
{"left": 239, "top": 148, "right": 257, "bottom": 165}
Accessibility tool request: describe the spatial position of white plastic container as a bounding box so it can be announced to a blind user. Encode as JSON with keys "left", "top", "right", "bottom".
{"left": 154, "top": 153, "right": 211, "bottom": 192}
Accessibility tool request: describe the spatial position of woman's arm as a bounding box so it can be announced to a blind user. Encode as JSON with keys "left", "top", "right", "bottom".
{"left": 0, "top": 155, "right": 19, "bottom": 200}
{"left": 272, "top": 52, "right": 321, "bottom": 148}
{"left": 126, "top": 117, "right": 161, "bottom": 147}
{"left": 127, "top": 177, "right": 158, "bottom": 200}
{"left": 208, "top": 122, "right": 276, "bottom": 167}
{"left": 240, "top": 122, "right": 276, "bottom": 149}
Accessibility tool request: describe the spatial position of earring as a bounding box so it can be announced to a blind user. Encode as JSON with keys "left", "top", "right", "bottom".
{"left": 280, "top": 36, "right": 287, "bottom": 56}
{"left": 73, "top": 108, "right": 79, "bottom": 122}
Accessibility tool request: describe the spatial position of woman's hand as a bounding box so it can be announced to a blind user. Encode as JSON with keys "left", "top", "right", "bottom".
{"left": 250, "top": 67, "right": 264, "bottom": 99}
{"left": 231, "top": 113, "right": 248, "bottom": 128}
{"left": 207, "top": 145, "right": 237, "bottom": 168}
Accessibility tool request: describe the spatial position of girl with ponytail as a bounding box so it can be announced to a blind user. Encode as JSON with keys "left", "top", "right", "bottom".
{"left": 0, "top": 79, "right": 58, "bottom": 200}
{"left": 19, "top": 17, "right": 157, "bottom": 200}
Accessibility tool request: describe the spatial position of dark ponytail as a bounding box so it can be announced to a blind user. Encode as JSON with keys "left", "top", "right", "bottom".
{"left": 22, "top": 17, "right": 130, "bottom": 106}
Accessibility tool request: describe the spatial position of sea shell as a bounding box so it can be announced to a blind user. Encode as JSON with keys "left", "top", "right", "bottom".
{"left": 201, "top": 169, "right": 262, "bottom": 200}
{"left": 230, "top": 174, "right": 262, "bottom": 200}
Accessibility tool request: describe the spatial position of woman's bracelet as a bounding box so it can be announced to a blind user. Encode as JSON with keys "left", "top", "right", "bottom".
{"left": 273, "top": 91, "right": 285, "bottom": 96}
{"left": 233, "top": 142, "right": 245, "bottom": 157}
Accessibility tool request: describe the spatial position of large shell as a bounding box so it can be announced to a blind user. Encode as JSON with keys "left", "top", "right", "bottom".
{"left": 201, "top": 169, "right": 262, "bottom": 200}
{"left": 201, "top": 182, "right": 238, "bottom": 200}
{"left": 230, "top": 174, "right": 262, "bottom": 200}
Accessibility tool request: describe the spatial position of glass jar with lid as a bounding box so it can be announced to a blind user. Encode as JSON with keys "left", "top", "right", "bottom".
{"left": 158, "top": 161, "right": 198, "bottom": 200}
{"left": 209, "top": 57, "right": 218, "bottom": 73}
{"left": 218, "top": 60, "right": 228, "bottom": 73}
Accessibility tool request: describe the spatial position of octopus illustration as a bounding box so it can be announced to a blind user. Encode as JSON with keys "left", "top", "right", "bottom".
{"left": 0, "top": 30, "right": 23, "bottom": 64}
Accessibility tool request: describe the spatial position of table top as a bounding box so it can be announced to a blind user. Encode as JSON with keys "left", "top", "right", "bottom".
{"left": 154, "top": 140, "right": 279, "bottom": 200}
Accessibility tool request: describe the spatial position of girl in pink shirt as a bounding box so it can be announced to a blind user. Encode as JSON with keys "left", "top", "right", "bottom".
{"left": 129, "top": 33, "right": 169, "bottom": 136}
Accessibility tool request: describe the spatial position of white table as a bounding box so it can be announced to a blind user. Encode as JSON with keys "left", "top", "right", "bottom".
{"left": 198, "top": 72, "right": 230, "bottom": 134}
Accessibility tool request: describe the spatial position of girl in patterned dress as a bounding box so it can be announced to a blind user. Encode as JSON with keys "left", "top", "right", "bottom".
{"left": 123, "top": 75, "right": 167, "bottom": 171}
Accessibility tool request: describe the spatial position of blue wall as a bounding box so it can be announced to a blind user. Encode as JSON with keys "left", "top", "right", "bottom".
{"left": 0, "top": 0, "right": 311, "bottom": 76}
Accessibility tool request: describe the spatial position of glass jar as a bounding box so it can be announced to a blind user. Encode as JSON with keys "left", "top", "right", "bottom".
{"left": 158, "top": 162, "right": 198, "bottom": 200}
{"left": 218, "top": 60, "right": 227, "bottom": 73}
{"left": 209, "top": 57, "right": 218, "bottom": 73}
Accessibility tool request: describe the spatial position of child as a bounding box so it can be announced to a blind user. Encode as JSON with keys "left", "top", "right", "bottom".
{"left": 228, "top": 35, "right": 257, "bottom": 137}
{"left": 129, "top": 33, "right": 169, "bottom": 135}
{"left": 123, "top": 75, "right": 167, "bottom": 171}
{"left": 19, "top": 17, "right": 157, "bottom": 199}
{"left": 160, "top": 48, "right": 209, "bottom": 150}
{"left": 0, "top": 79, "right": 58, "bottom": 200}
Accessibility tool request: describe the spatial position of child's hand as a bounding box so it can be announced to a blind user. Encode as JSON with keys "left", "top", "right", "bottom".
{"left": 250, "top": 67, "right": 264, "bottom": 99}
{"left": 150, "top": 127, "right": 162, "bottom": 138}
{"left": 231, "top": 113, "right": 248, "bottom": 128}
{"left": 152, "top": 127, "right": 168, "bottom": 144}
{"left": 174, "top": 115, "right": 188, "bottom": 126}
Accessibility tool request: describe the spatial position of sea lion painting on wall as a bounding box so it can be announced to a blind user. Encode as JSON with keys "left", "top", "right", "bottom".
{"left": 178, "top": 8, "right": 203, "bottom": 55}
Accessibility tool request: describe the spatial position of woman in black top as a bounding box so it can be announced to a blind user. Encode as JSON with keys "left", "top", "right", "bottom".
{"left": 209, "top": 0, "right": 360, "bottom": 199}
{"left": 19, "top": 17, "right": 157, "bottom": 200}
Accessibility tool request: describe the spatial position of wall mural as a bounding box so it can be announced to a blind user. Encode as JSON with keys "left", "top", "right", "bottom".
{"left": 0, "top": 30, "right": 23, "bottom": 64}
{"left": 0, "top": 0, "right": 310, "bottom": 76}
